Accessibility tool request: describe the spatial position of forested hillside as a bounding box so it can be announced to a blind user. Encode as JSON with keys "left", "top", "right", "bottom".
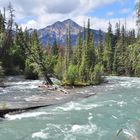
{"left": 0, "top": 3, "right": 140, "bottom": 86}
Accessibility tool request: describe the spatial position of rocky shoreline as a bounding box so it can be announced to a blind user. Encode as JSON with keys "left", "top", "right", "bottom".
{"left": 0, "top": 86, "right": 99, "bottom": 118}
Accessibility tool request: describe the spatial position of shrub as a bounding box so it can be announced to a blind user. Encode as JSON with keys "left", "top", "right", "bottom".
{"left": 24, "top": 60, "right": 40, "bottom": 80}
{"left": 92, "top": 64, "right": 103, "bottom": 85}
{"left": 65, "top": 64, "right": 78, "bottom": 86}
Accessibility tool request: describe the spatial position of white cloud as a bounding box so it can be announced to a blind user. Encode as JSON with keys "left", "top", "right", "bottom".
{"left": 0, "top": 0, "right": 136, "bottom": 31}
{"left": 120, "top": 8, "right": 130, "bottom": 14}
{"left": 107, "top": 12, "right": 114, "bottom": 17}
{"left": 21, "top": 20, "right": 39, "bottom": 29}
{"left": 73, "top": 15, "right": 136, "bottom": 32}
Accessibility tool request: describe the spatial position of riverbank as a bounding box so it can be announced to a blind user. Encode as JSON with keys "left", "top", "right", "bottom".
{"left": 0, "top": 76, "right": 106, "bottom": 118}
{"left": 0, "top": 87, "right": 97, "bottom": 118}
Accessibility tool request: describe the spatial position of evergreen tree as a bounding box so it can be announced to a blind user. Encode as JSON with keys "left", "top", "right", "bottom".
{"left": 86, "top": 19, "right": 96, "bottom": 68}
{"left": 97, "top": 29, "right": 104, "bottom": 64}
{"left": 54, "top": 53, "right": 65, "bottom": 80}
{"left": 74, "top": 30, "right": 83, "bottom": 67}
{"left": 114, "top": 22, "right": 121, "bottom": 42}
{"left": 0, "top": 11, "right": 5, "bottom": 33}
{"left": 65, "top": 64, "right": 78, "bottom": 85}
{"left": 103, "top": 22, "right": 113, "bottom": 74}
{"left": 25, "top": 30, "right": 41, "bottom": 79}
{"left": 64, "top": 27, "right": 72, "bottom": 70}
{"left": 0, "top": 11, "right": 6, "bottom": 57}
{"left": 0, "top": 3, "right": 15, "bottom": 74}
{"left": 52, "top": 39, "right": 58, "bottom": 56}
{"left": 113, "top": 25, "right": 128, "bottom": 75}
{"left": 79, "top": 19, "right": 96, "bottom": 82}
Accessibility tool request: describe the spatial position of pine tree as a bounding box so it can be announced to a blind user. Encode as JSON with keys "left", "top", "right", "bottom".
{"left": 114, "top": 22, "right": 120, "bottom": 42}
{"left": 25, "top": 30, "right": 41, "bottom": 79}
{"left": 74, "top": 30, "right": 83, "bottom": 67}
{"left": 54, "top": 52, "right": 65, "bottom": 80}
{"left": 0, "top": 11, "right": 6, "bottom": 57}
{"left": 52, "top": 39, "right": 58, "bottom": 56}
{"left": 65, "top": 27, "right": 72, "bottom": 70}
{"left": 113, "top": 25, "right": 128, "bottom": 75}
{"left": 113, "top": 22, "right": 121, "bottom": 73}
{"left": 103, "top": 22, "right": 113, "bottom": 74}
{"left": 0, "top": 3, "right": 15, "bottom": 74}
{"left": 0, "top": 11, "right": 5, "bottom": 33}
{"left": 79, "top": 19, "right": 96, "bottom": 82}
{"left": 97, "top": 29, "right": 104, "bottom": 64}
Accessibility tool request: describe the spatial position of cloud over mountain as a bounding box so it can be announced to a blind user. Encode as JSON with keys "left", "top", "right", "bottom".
{"left": 0, "top": 0, "right": 136, "bottom": 31}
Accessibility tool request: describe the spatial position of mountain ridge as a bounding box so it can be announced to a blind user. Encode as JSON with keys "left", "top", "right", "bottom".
{"left": 30, "top": 19, "right": 105, "bottom": 46}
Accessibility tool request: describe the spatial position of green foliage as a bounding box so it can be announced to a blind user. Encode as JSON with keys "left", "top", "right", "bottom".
{"left": 79, "top": 53, "right": 89, "bottom": 82}
{"left": 24, "top": 59, "right": 40, "bottom": 80}
{"left": 127, "top": 42, "right": 140, "bottom": 77}
{"left": 1, "top": 3, "right": 140, "bottom": 87}
{"left": 91, "top": 64, "right": 104, "bottom": 85}
{"left": 103, "top": 22, "right": 114, "bottom": 74}
{"left": 0, "top": 61, "right": 4, "bottom": 82}
{"left": 52, "top": 39, "right": 58, "bottom": 56}
{"left": 97, "top": 29, "right": 104, "bottom": 64}
{"left": 79, "top": 19, "right": 96, "bottom": 83}
{"left": 65, "top": 64, "right": 78, "bottom": 85}
{"left": 64, "top": 27, "right": 72, "bottom": 70}
{"left": 54, "top": 55, "right": 65, "bottom": 80}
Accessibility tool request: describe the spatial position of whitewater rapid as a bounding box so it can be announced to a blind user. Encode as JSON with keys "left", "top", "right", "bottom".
{"left": 0, "top": 76, "right": 140, "bottom": 140}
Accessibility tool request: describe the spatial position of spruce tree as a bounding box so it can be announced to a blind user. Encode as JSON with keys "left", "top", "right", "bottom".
{"left": 25, "top": 30, "right": 41, "bottom": 79}
{"left": 65, "top": 27, "right": 72, "bottom": 70}
{"left": 97, "top": 29, "right": 104, "bottom": 64}
{"left": 52, "top": 39, "right": 58, "bottom": 56}
{"left": 103, "top": 22, "right": 113, "bottom": 74}
{"left": 113, "top": 25, "right": 128, "bottom": 75}
{"left": 74, "top": 30, "right": 83, "bottom": 67}
{"left": 79, "top": 19, "right": 96, "bottom": 82}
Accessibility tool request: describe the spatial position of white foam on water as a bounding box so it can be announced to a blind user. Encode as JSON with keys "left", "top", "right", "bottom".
{"left": 64, "top": 134, "right": 76, "bottom": 140}
{"left": 32, "top": 131, "right": 48, "bottom": 139}
{"left": 88, "top": 112, "right": 93, "bottom": 120}
{"left": 88, "top": 116, "right": 93, "bottom": 120}
{"left": 5, "top": 111, "right": 50, "bottom": 120}
{"left": 31, "top": 122, "right": 97, "bottom": 139}
{"left": 55, "top": 101, "right": 103, "bottom": 112}
{"left": 120, "top": 82, "right": 132, "bottom": 88}
{"left": 70, "top": 123, "right": 97, "bottom": 135}
{"left": 112, "top": 115, "right": 118, "bottom": 119}
{"left": 134, "top": 97, "right": 140, "bottom": 101}
{"left": 117, "top": 101, "right": 127, "bottom": 107}
{"left": 9, "top": 80, "right": 42, "bottom": 85}
{"left": 6, "top": 80, "right": 43, "bottom": 92}
{"left": 106, "top": 76, "right": 140, "bottom": 89}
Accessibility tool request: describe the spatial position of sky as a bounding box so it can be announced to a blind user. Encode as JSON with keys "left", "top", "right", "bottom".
{"left": 0, "top": 0, "right": 137, "bottom": 31}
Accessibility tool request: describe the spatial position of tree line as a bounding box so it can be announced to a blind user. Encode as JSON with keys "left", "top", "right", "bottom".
{"left": 0, "top": 3, "right": 140, "bottom": 86}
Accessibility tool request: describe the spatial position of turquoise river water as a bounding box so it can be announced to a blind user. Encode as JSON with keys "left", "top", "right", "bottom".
{"left": 0, "top": 76, "right": 140, "bottom": 140}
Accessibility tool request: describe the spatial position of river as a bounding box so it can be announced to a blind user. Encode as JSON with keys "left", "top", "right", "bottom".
{"left": 0, "top": 76, "right": 140, "bottom": 140}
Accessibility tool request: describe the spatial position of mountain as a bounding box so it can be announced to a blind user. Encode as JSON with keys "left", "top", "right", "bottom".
{"left": 35, "top": 19, "right": 105, "bottom": 46}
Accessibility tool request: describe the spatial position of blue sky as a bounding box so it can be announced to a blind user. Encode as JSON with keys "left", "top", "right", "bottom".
{"left": 88, "top": 0, "right": 135, "bottom": 19}
{"left": 0, "top": 0, "right": 136, "bottom": 31}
